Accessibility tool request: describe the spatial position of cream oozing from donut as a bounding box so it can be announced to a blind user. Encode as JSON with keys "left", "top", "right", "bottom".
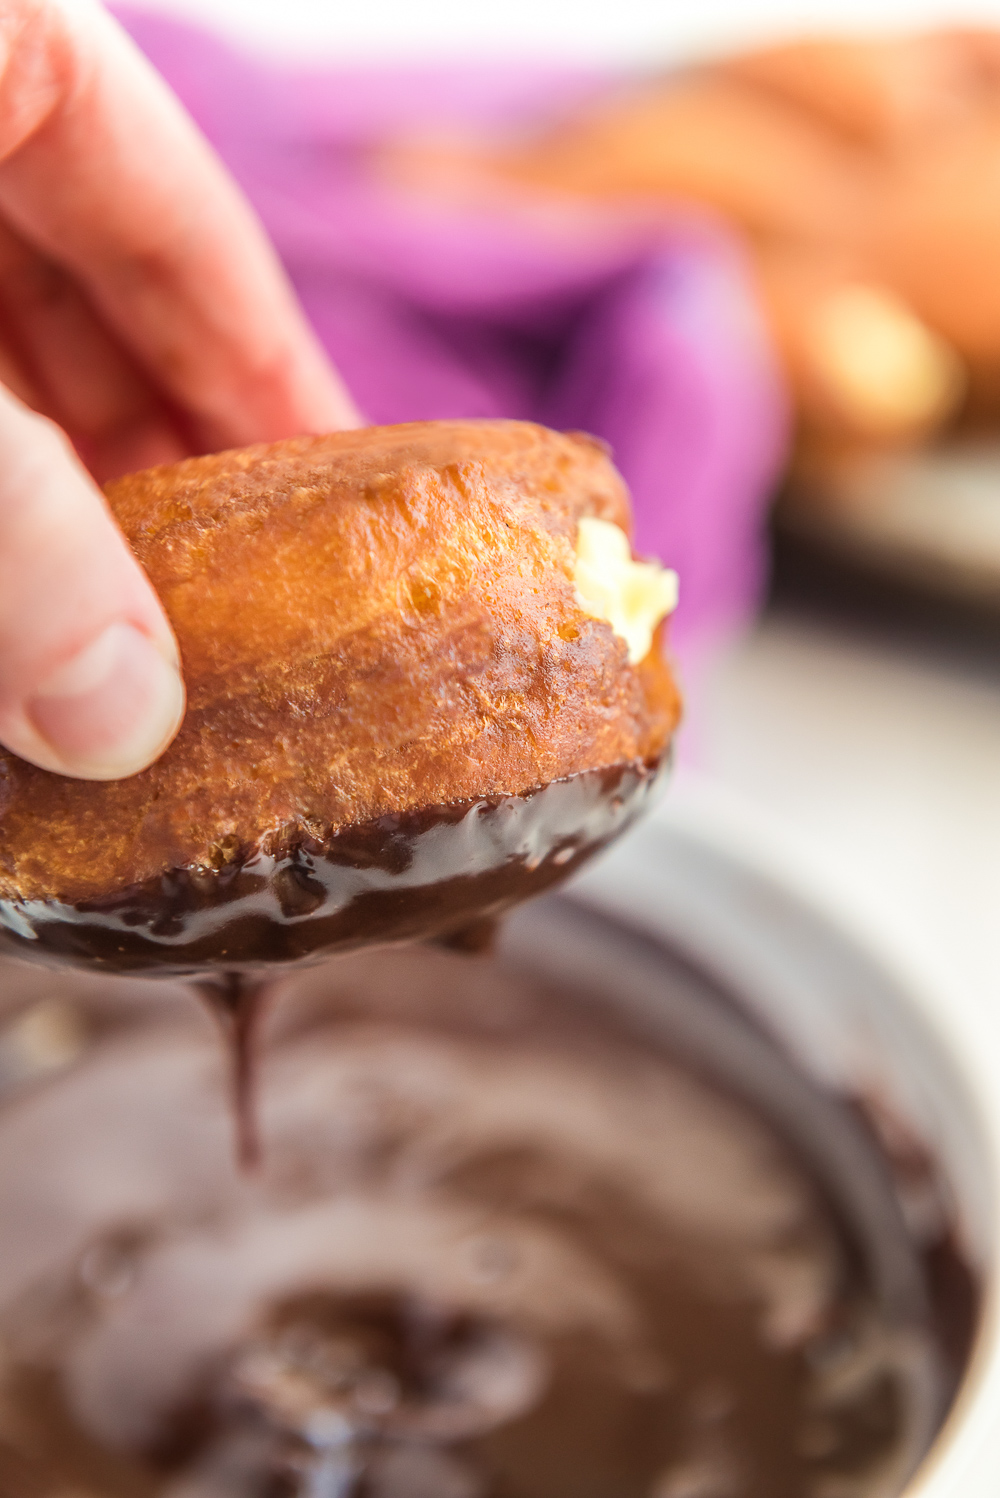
{"left": 573, "top": 517, "right": 678, "bottom": 664}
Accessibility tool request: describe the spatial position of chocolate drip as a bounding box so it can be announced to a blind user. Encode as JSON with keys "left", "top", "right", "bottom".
{"left": 0, "top": 760, "right": 667, "bottom": 978}
{"left": 195, "top": 973, "right": 269, "bottom": 1170}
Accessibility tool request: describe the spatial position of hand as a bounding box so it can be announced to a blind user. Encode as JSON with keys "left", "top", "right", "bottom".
{"left": 0, "top": 0, "right": 359, "bottom": 780}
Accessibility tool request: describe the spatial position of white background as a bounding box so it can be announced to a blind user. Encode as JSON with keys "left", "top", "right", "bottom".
{"left": 133, "top": 0, "right": 1000, "bottom": 64}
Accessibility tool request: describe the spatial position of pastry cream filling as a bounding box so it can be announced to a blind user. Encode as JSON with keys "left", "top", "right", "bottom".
{"left": 573, "top": 517, "right": 678, "bottom": 664}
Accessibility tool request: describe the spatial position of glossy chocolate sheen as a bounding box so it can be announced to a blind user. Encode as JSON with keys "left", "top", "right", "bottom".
{"left": 0, "top": 759, "right": 666, "bottom": 976}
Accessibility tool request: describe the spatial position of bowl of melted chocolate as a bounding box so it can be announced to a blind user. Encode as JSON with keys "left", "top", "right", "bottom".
{"left": 0, "top": 804, "right": 992, "bottom": 1498}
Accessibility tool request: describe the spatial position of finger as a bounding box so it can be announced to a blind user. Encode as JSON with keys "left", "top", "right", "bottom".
{"left": 0, "top": 384, "right": 185, "bottom": 780}
{"left": 0, "top": 216, "right": 188, "bottom": 479}
{"left": 0, "top": 324, "right": 42, "bottom": 409}
{"left": 0, "top": 1, "right": 360, "bottom": 448}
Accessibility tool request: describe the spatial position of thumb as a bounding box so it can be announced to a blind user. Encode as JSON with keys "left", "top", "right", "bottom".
{"left": 0, "top": 387, "right": 185, "bottom": 779}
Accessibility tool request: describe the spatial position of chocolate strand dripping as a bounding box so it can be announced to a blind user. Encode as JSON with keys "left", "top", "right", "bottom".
{"left": 195, "top": 973, "right": 270, "bottom": 1171}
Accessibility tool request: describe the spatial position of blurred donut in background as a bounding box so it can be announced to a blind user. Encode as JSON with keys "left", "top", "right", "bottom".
{"left": 390, "top": 28, "right": 1000, "bottom": 462}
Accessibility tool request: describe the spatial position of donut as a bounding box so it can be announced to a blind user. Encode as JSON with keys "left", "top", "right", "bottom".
{"left": 389, "top": 39, "right": 1000, "bottom": 449}
{"left": 0, "top": 420, "right": 680, "bottom": 974}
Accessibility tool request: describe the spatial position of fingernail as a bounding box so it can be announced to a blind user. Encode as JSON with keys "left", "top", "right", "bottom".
{"left": 26, "top": 622, "right": 185, "bottom": 780}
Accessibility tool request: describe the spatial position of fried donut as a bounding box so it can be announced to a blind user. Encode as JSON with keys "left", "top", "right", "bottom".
{"left": 0, "top": 420, "right": 680, "bottom": 974}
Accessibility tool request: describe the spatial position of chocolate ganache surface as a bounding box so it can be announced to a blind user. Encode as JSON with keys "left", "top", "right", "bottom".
{"left": 0, "top": 912, "right": 976, "bottom": 1498}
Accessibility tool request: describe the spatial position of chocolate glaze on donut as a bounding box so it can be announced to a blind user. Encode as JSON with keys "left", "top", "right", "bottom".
{"left": 0, "top": 759, "right": 666, "bottom": 977}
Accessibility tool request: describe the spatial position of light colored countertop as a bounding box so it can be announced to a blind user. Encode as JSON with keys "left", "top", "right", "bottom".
{"left": 677, "top": 607, "right": 1000, "bottom": 1094}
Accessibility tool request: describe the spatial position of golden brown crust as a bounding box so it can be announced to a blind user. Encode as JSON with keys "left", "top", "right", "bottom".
{"left": 0, "top": 420, "right": 680, "bottom": 904}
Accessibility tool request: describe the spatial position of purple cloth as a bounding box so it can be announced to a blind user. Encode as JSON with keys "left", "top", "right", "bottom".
{"left": 118, "top": 9, "right": 789, "bottom": 656}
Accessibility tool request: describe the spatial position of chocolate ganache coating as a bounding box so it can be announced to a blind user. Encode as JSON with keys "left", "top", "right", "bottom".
{"left": 0, "top": 934, "right": 973, "bottom": 1498}
{"left": 0, "top": 421, "right": 680, "bottom": 974}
